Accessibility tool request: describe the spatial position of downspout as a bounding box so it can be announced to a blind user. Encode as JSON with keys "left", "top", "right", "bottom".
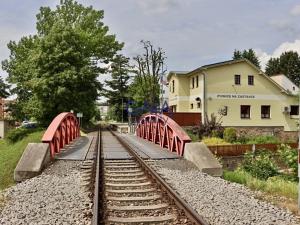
{"left": 201, "top": 70, "right": 208, "bottom": 118}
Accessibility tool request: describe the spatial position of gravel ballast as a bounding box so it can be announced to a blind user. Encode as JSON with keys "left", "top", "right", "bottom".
{"left": 150, "top": 159, "right": 300, "bottom": 225}
{"left": 0, "top": 161, "right": 92, "bottom": 225}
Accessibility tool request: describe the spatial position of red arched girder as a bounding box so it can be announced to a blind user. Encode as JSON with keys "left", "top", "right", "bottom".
{"left": 42, "top": 112, "right": 80, "bottom": 158}
{"left": 136, "top": 113, "right": 191, "bottom": 156}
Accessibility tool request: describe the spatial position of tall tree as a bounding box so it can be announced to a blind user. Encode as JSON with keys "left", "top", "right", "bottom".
{"left": 233, "top": 49, "right": 242, "bottom": 60}
{"left": 2, "top": 0, "right": 123, "bottom": 124}
{"left": 130, "top": 40, "right": 166, "bottom": 108}
{"left": 265, "top": 51, "right": 300, "bottom": 86}
{"left": 265, "top": 58, "right": 281, "bottom": 76}
{"left": 0, "top": 77, "right": 10, "bottom": 98}
{"left": 104, "top": 54, "right": 131, "bottom": 122}
{"left": 233, "top": 48, "right": 261, "bottom": 68}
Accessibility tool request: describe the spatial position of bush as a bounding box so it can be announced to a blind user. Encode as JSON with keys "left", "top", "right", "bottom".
{"left": 197, "top": 113, "right": 224, "bottom": 139}
{"left": 246, "top": 135, "right": 279, "bottom": 144}
{"left": 242, "top": 150, "right": 278, "bottom": 180}
{"left": 202, "top": 137, "right": 230, "bottom": 145}
{"left": 211, "top": 129, "right": 223, "bottom": 138}
{"left": 278, "top": 144, "right": 298, "bottom": 174}
{"left": 185, "top": 129, "right": 200, "bottom": 142}
{"left": 223, "top": 127, "right": 237, "bottom": 143}
{"left": 235, "top": 135, "right": 249, "bottom": 144}
{"left": 6, "top": 127, "right": 41, "bottom": 143}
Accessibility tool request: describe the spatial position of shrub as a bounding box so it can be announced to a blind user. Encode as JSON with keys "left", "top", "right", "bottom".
{"left": 197, "top": 113, "right": 224, "bottom": 139}
{"left": 223, "top": 127, "right": 237, "bottom": 143}
{"left": 235, "top": 135, "right": 249, "bottom": 144}
{"left": 202, "top": 137, "right": 230, "bottom": 145}
{"left": 6, "top": 127, "right": 41, "bottom": 143}
{"left": 185, "top": 129, "right": 200, "bottom": 142}
{"left": 247, "top": 135, "right": 279, "bottom": 144}
{"left": 211, "top": 130, "right": 223, "bottom": 138}
{"left": 242, "top": 150, "right": 278, "bottom": 180}
{"left": 278, "top": 144, "right": 298, "bottom": 174}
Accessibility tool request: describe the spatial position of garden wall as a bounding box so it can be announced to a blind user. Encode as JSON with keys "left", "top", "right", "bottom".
{"left": 207, "top": 143, "right": 298, "bottom": 156}
{"left": 232, "top": 126, "right": 298, "bottom": 142}
{"left": 208, "top": 143, "right": 298, "bottom": 170}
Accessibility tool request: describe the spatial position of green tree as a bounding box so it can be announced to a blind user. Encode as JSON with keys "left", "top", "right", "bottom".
{"left": 265, "top": 58, "right": 281, "bottom": 76}
{"left": 233, "top": 49, "right": 242, "bottom": 60}
{"left": 104, "top": 54, "right": 132, "bottom": 122}
{"left": 233, "top": 48, "right": 261, "bottom": 68}
{"left": 130, "top": 40, "right": 166, "bottom": 108}
{"left": 265, "top": 51, "right": 300, "bottom": 86}
{"left": 0, "top": 77, "right": 10, "bottom": 98}
{"left": 2, "top": 0, "right": 123, "bottom": 124}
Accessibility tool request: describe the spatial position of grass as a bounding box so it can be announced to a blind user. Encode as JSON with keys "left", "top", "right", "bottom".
{"left": 223, "top": 169, "right": 298, "bottom": 200}
{"left": 0, "top": 130, "right": 44, "bottom": 190}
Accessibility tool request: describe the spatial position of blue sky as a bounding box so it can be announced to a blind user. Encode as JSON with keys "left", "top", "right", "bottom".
{"left": 0, "top": 0, "right": 300, "bottom": 80}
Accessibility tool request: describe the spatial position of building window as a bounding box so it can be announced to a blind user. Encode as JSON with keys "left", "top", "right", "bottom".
{"left": 192, "top": 77, "right": 194, "bottom": 89}
{"left": 197, "top": 102, "right": 201, "bottom": 108}
{"left": 248, "top": 75, "right": 254, "bottom": 85}
{"left": 190, "top": 103, "right": 193, "bottom": 109}
{"left": 241, "top": 105, "right": 250, "bottom": 119}
{"left": 290, "top": 105, "right": 299, "bottom": 115}
{"left": 261, "top": 105, "right": 270, "bottom": 119}
{"left": 172, "top": 80, "right": 175, "bottom": 93}
{"left": 234, "top": 75, "right": 241, "bottom": 85}
{"left": 196, "top": 76, "right": 199, "bottom": 87}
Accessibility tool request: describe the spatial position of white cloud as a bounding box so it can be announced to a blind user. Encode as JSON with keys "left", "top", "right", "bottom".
{"left": 255, "top": 39, "right": 300, "bottom": 69}
{"left": 137, "top": 0, "right": 179, "bottom": 14}
{"left": 290, "top": 4, "right": 300, "bottom": 16}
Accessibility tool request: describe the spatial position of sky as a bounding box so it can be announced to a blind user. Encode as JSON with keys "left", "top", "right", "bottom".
{"left": 0, "top": 0, "right": 300, "bottom": 81}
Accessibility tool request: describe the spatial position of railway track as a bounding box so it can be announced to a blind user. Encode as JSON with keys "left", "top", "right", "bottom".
{"left": 93, "top": 128, "right": 209, "bottom": 225}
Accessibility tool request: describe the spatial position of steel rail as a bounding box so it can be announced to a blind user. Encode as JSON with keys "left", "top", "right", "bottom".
{"left": 110, "top": 130, "right": 210, "bottom": 225}
{"left": 92, "top": 129, "right": 104, "bottom": 225}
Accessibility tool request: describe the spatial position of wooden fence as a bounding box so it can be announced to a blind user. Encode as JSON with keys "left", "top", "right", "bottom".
{"left": 207, "top": 143, "right": 298, "bottom": 156}
{"left": 163, "top": 112, "right": 201, "bottom": 126}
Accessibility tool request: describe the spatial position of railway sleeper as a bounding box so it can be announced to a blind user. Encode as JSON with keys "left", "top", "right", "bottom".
{"left": 106, "top": 194, "right": 162, "bottom": 202}
{"left": 105, "top": 181, "right": 152, "bottom": 187}
{"left": 107, "top": 203, "right": 169, "bottom": 211}
{"left": 104, "top": 169, "right": 142, "bottom": 173}
{"left": 105, "top": 188, "right": 157, "bottom": 194}
{"left": 106, "top": 214, "right": 177, "bottom": 224}
{"left": 105, "top": 176, "right": 148, "bottom": 182}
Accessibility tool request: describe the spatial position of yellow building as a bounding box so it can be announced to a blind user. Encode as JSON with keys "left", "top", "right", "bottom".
{"left": 167, "top": 59, "right": 299, "bottom": 134}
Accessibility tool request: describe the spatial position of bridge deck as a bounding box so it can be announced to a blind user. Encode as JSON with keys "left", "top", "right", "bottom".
{"left": 110, "top": 133, "right": 180, "bottom": 160}
{"left": 55, "top": 136, "right": 93, "bottom": 160}
{"left": 56, "top": 131, "right": 180, "bottom": 160}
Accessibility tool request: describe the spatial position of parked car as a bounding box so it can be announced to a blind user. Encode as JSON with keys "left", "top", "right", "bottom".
{"left": 19, "top": 121, "right": 37, "bottom": 129}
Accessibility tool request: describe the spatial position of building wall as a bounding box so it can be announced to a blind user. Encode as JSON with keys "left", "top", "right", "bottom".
{"left": 189, "top": 74, "right": 204, "bottom": 114}
{"left": 169, "top": 75, "right": 190, "bottom": 112}
{"left": 204, "top": 62, "right": 298, "bottom": 131}
{"left": 168, "top": 61, "right": 298, "bottom": 131}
